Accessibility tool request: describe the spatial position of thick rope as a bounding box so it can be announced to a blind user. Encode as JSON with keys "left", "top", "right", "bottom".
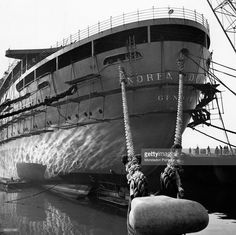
{"left": 160, "top": 51, "right": 185, "bottom": 199}
{"left": 119, "top": 66, "right": 148, "bottom": 200}
{"left": 119, "top": 66, "right": 135, "bottom": 160}
{"left": 186, "top": 54, "right": 236, "bottom": 97}
{"left": 174, "top": 71, "right": 184, "bottom": 146}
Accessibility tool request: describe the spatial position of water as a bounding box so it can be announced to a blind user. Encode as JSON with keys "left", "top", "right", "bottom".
{"left": 0, "top": 187, "right": 127, "bottom": 234}
{"left": 0, "top": 186, "right": 235, "bottom": 234}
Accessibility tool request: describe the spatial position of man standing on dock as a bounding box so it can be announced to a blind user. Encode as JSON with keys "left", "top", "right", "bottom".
{"left": 195, "top": 146, "right": 199, "bottom": 155}
{"left": 207, "top": 146, "right": 211, "bottom": 155}
{"left": 220, "top": 145, "right": 223, "bottom": 155}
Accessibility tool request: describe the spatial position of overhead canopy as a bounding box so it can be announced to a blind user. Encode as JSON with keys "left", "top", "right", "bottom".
{"left": 5, "top": 47, "right": 61, "bottom": 59}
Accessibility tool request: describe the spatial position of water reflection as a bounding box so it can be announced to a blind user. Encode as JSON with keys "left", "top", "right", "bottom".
{"left": 1, "top": 186, "right": 236, "bottom": 234}
{"left": 0, "top": 188, "right": 127, "bottom": 235}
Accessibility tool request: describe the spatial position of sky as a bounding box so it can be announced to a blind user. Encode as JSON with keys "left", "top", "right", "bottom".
{"left": 0, "top": 0, "right": 236, "bottom": 149}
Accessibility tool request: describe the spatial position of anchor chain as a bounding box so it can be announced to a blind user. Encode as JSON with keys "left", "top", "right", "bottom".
{"left": 160, "top": 51, "right": 185, "bottom": 198}
{"left": 119, "top": 66, "right": 148, "bottom": 200}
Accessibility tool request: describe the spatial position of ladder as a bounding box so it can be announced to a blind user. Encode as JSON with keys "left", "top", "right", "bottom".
{"left": 127, "top": 35, "right": 137, "bottom": 61}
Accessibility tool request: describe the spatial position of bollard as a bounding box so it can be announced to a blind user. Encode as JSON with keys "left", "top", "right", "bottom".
{"left": 129, "top": 196, "right": 209, "bottom": 235}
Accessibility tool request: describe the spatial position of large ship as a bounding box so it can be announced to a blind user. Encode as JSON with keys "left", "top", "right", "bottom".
{"left": 0, "top": 7, "right": 211, "bottom": 189}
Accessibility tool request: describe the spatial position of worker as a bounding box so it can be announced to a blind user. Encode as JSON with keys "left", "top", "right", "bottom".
{"left": 207, "top": 146, "right": 211, "bottom": 155}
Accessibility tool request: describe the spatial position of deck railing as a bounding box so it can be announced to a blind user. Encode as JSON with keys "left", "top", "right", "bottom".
{"left": 1, "top": 7, "right": 209, "bottom": 83}
{"left": 53, "top": 6, "right": 209, "bottom": 47}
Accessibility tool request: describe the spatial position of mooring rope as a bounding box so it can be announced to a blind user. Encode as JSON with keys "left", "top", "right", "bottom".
{"left": 204, "top": 122, "right": 236, "bottom": 135}
{"left": 160, "top": 51, "right": 185, "bottom": 199}
{"left": 119, "top": 51, "right": 186, "bottom": 233}
{"left": 119, "top": 66, "right": 148, "bottom": 200}
{"left": 119, "top": 66, "right": 134, "bottom": 160}
{"left": 174, "top": 70, "right": 184, "bottom": 147}
{"left": 186, "top": 54, "right": 236, "bottom": 97}
{"left": 119, "top": 65, "right": 149, "bottom": 235}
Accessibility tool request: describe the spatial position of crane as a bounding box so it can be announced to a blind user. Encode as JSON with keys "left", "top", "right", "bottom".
{"left": 207, "top": 0, "right": 236, "bottom": 53}
{"left": 204, "top": 1, "right": 236, "bottom": 152}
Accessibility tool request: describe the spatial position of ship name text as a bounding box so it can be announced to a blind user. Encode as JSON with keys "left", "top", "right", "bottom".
{"left": 126, "top": 72, "right": 205, "bottom": 86}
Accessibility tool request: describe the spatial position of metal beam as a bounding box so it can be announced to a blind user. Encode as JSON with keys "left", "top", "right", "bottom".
{"left": 207, "top": 0, "right": 236, "bottom": 53}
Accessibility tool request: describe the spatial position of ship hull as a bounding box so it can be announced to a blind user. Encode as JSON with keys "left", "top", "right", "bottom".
{"left": 0, "top": 15, "right": 211, "bottom": 191}
{"left": 1, "top": 112, "right": 187, "bottom": 178}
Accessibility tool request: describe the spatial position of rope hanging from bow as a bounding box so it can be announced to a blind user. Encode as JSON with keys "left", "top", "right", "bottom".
{"left": 119, "top": 66, "right": 148, "bottom": 200}
{"left": 160, "top": 51, "right": 185, "bottom": 199}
